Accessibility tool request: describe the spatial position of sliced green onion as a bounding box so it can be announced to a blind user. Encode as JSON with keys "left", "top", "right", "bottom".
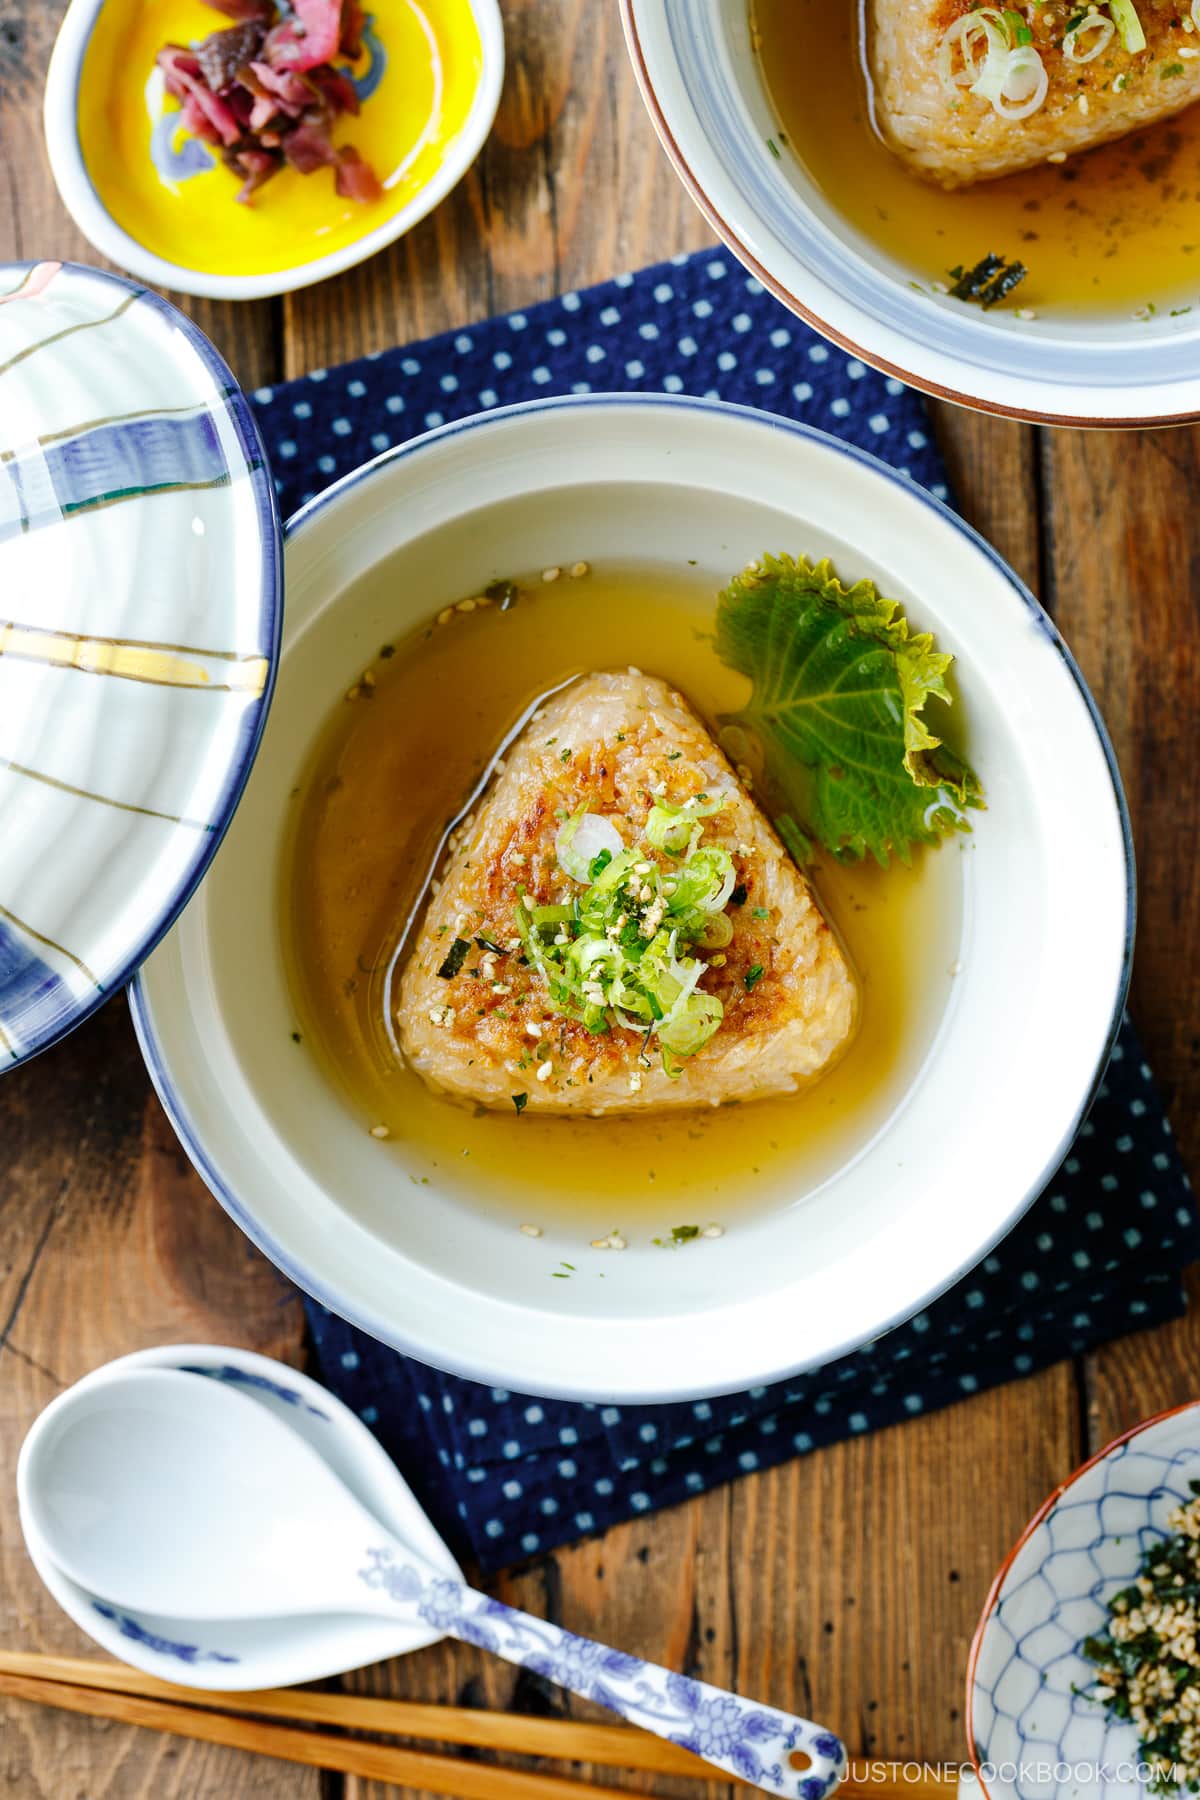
{"left": 530, "top": 903, "right": 574, "bottom": 929}
{"left": 644, "top": 792, "right": 728, "bottom": 855}
{"left": 516, "top": 798, "right": 738, "bottom": 1071}
{"left": 1109, "top": 0, "right": 1146, "bottom": 52}
{"left": 658, "top": 992, "right": 723, "bottom": 1057}
{"left": 695, "top": 912, "right": 734, "bottom": 950}
{"left": 556, "top": 809, "right": 624, "bottom": 884}
{"left": 937, "top": 7, "right": 1048, "bottom": 118}
{"left": 670, "top": 845, "right": 736, "bottom": 914}
{"left": 1064, "top": 12, "right": 1114, "bottom": 59}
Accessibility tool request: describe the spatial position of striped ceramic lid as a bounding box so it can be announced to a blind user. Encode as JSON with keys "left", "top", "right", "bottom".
{"left": 0, "top": 260, "right": 281, "bottom": 1068}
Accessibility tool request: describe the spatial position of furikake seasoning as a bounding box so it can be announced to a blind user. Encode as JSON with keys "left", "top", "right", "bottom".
{"left": 1082, "top": 1486, "right": 1200, "bottom": 1790}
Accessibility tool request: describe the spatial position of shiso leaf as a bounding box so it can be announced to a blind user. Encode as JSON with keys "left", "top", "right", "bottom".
{"left": 715, "top": 553, "right": 983, "bottom": 866}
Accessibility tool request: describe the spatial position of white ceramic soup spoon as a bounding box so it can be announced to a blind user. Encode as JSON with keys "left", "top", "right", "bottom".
{"left": 20, "top": 1368, "right": 846, "bottom": 1798}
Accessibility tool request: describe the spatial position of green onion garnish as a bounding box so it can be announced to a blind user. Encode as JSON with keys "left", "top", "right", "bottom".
{"left": 744, "top": 964, "right": 765, "bottom": 991}
{"left": 512, "top": 795, "right": 738, "bottom": 1074}
{"left": 513, "top": 1092, "right": 528, "bottom": 1115}
{"left": 1109, "top": 0, "right": 1146, "bottom": 52}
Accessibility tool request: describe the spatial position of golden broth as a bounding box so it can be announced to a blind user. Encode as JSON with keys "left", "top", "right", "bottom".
{"left": 753, "top": 0, "right": 1200, "bottom": 316}
{"left": 77, "top": 0, "right": 483, "bottom": 279}
{"left": 283, "top": 565, "right": 964, "bottom": 1236}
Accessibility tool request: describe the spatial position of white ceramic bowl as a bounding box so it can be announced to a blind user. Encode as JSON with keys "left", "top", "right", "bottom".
{"left": 968, "top": 1402, "right": 1200, "bottom": 1800}
{"left": 42, "top": 0, "right": 504, "bottom": 302}
{"left": 132, "top": 394, "right": 1133, "bottom": 1401}
{"left": 19, "top": 1343, "right": 461, "bottom": 1690}
{"left": 620, "top": 0, "right": 1200, "bottom": 427}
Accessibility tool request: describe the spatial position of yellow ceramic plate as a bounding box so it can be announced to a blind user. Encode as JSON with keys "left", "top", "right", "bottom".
{"left": 44, "top": 0, "right": 504, "bottom": 298}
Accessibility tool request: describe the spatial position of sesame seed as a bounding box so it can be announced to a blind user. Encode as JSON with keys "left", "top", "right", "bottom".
{"left": 607, "top": 1232, "right": 627, "bottom": 1251}
{"left": 590, "top": 1237, "right": 611, "bottom": 1250}
{"left": 491, "top": 982, "right": 512, "bottom": 995}
{"left": 542, "top": 566, "right": 561, "bottom": 582}
{"left": 344, "top": 684, "right": 362, "bottom": 702}
{"left": 456, "top": 598, "right": 477, "bottom": 612}
{"left": 520, "top": 1222, "right": 543, "bottom": 1238}
{"left": 1047, "top": 150, "right": 1067, "bottom": 163}
{"left": 569, "top": 560, "right": 590, "bottom": 578}
{"left": 361, "top": 670, "right": 375, "bottom": 689}
{"left": 634, "top": 862, "right": 652, "bottom": 875}
{"left": 370, "top": 1124, "right": 390, "bottom": 1139}
{"left": 536, "top": 1059, "right": 553, "bottom": 1081}
{"left": 525, "top": 1021, "right": 544, "bottom": 1038}
{"left": 1016, "top": 308, "right": 1037, "bottom": 321}
{"left": 436, "top": 607, "right": 454, "bottom": 625}
{"left": 702, "top": 1224, "right": 724, "bottom": 1239}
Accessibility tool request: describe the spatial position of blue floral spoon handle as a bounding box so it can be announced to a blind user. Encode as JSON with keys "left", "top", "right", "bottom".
{"left": 360, "top": 1547, "right": 846, "bottom": 1797}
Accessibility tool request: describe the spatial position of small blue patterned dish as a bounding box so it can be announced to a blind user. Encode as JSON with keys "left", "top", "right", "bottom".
{"left": 0, "top": 260, "right": 281, "bottom": 1069}
{"left": 969, "top": 1401, "right": 1200, "bottom": 1800}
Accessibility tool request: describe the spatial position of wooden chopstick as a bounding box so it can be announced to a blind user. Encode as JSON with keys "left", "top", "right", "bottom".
{"left": 0, "top": 1669, "right": 662, "bottom": 1800}
{"left": 0, "top": 1651, "right": 964, "bottom": 1799}
{"left": 0, "top": 1651, "right": 715, "bottom": 1778}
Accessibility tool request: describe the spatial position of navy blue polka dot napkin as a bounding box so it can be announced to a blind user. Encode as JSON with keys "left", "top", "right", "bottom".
{"left": 247, "top": 251, "right": 1199, "bottom": 1575}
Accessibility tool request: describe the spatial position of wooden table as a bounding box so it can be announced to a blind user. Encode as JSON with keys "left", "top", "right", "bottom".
{"left": 3, "top": 5, "right": 1199, "bottom": 1796}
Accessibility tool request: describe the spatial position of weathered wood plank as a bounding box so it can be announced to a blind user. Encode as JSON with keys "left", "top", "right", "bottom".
{"left": 1038, "top": 427, "right": 1200, "bottom": 1451}
{"left": 1040, "top": 427, "right": 1200, "bottom": 1178}
{"left": 0, "top": 1000, "right": 313, "bottom": 1797}
{"left": 282, "top": 0, "right": 713, "bottom": 370}
{"left": 0, "top": 6, "right": 301, "bottom": 1791}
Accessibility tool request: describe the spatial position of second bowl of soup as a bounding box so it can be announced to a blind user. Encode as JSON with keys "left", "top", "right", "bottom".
{"left": 622, "top": 0, "right": 1200, "bottom": 424}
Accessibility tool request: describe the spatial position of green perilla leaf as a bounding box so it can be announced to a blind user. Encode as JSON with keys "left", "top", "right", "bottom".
{"left": 715, "top": 553, "right": 983, "bottom": 866}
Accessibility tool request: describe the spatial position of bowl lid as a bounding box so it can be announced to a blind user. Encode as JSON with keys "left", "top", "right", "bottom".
{"left": 0, "top": 260, "right": 281, "bottom": 1068}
